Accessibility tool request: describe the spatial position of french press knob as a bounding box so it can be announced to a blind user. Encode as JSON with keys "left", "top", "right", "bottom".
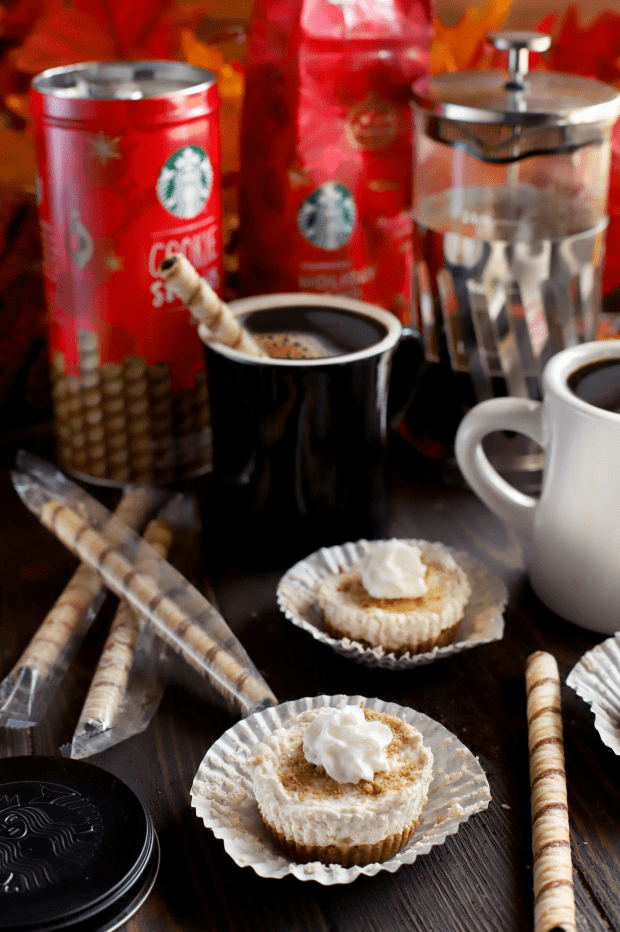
{"left": 488, "top": 31, "right": 552, "bottom": 91}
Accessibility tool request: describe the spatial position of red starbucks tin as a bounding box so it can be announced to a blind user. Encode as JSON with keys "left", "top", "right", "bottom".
{"left": 31, "top": 61, "right": 222, "bottom": 485}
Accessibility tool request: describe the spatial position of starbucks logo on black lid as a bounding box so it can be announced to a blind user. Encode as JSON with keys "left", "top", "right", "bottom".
{"left": 297, "top": 182, "right": 356, "bottom": 251}
{"left": 156, "top": 145, "right": 213, "bottom": 219}
{"left": 0, "top": 782, "right": 103, "bottom": 896}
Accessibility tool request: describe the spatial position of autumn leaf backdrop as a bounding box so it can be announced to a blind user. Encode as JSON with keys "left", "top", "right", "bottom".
{"left": 0, "top": 0, "right": 619, "bottom": 421}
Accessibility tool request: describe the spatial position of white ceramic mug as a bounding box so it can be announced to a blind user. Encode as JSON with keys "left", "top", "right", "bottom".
{"left": 455, "top": 340, "right": 620, "bottom": 634}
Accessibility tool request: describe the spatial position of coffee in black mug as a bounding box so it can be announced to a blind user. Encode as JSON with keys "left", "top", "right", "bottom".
{"left": 198, "top": 293, "right": 409, "bottom": 566}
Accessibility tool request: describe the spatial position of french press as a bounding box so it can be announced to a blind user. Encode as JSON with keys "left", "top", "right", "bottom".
{"left": 407, "top": 31, "right": 620, "bottom": 474}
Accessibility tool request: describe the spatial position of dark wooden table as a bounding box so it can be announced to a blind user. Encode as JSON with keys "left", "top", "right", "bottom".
{"left": 1, "top": 435, "right": 618, "bottom": 932}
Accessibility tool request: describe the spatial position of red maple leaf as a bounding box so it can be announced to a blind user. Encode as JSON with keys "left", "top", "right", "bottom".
{"left": 0, "top": 0, "right": 44, "bottom": 43}
{"left": 12, "top": 0, "right": 211, "bottom": 75}
{"left": 537, "top": 5, "right": 620, "bottom": 84}
{"left": 534, "top": 5, "right": 620, "bottom": 297}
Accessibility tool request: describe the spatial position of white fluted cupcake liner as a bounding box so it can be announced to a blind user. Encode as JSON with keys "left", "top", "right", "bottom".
{"left": 276, "top": 540, "right": 508, "bottom": 669}
{"left": 190, "top": 694, "right": 491, "bottom": 884}
{"left": 567, "top": 634, "right": 620, "bottom": 754}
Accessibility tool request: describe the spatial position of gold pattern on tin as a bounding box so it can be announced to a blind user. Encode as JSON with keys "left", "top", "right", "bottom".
{"left": 51, "top": 332, "right": 211, "bottom": 484}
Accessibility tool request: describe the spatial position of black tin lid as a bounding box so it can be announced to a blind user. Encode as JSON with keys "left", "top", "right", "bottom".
{"left": 0, "top": 756, "right": 159, "bottom": 932}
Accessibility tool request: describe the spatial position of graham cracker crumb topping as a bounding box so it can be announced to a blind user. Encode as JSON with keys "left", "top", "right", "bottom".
{"left": 277, "top": 709, "right": 425, "bottom": 798}
{"left": 337, "top": 565, "right": 446, "bottom": 613}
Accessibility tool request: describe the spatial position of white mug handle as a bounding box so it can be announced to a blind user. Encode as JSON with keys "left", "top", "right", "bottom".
{"left": 455, "top": 397, "right": 544, "bottom": 539}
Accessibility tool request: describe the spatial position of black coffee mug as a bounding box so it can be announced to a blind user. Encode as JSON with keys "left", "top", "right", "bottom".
{"left": 199, "top": 293, "right": 420, "bottom": 566}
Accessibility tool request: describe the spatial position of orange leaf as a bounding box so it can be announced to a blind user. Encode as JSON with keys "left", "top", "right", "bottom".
{"left": 180, "top": 27, "right": 244, "bottom": 99}
{"left": 181, "top": 28, "right": 225, "bottom": 72}
{"left": 218, "top": 61, "right": 244, "bottom": 100}
{"left": 5, "top": 92, "right": 32, "bottom": 126}
{"left": 429, "top": 40, "right": 457, "bottom": 75}
{"left": 432, "top": 0, "right": 514, "bottom": 73}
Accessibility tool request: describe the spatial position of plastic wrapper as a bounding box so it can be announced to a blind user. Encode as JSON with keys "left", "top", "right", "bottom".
{"left": 566, "top": 633, "right": 620, "bottom": 755}
{"left": 11, "top": 453, "right": 277, "bottom": 717}
{"left": 0, "top": 471, "right": 167, "bottom": 729}
{"left": 64, "top": 494, "right": 200, "bottom": 759}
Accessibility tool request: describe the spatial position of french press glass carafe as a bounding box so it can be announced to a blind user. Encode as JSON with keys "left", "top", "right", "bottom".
{"left": 408, "top": 31, "right": 620, "bottom": 478}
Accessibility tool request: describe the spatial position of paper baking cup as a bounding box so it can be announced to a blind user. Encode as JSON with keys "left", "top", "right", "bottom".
{"left": 276, "top": 540, "right": 508, "bottom": 669}
{"left": 567, "top": 634, "right": 620, "bottom": 754}
{"left": 190, "top": 694, "right": 491, "bottom": 884}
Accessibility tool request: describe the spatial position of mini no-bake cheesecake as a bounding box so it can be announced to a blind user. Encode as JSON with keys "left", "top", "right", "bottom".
{"left": 248, "top": 704, "right": 433, "bottom": 867}
{"left": 315, "top": 539, "right": 471, "bottom": 656}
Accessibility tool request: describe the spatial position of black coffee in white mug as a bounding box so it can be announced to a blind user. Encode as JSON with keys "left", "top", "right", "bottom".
{"left": 567, "top": 357, "right": 620, "bottom": 413}
{"left": 198, "top": 293, "right": 405, "bottom": 566}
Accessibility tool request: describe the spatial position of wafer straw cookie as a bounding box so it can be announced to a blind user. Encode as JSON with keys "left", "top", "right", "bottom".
{"left": 123, "top": 357, "right": 154, "bottom": 481}
{"left": 99, "top": 363, "right": 129, "bottom": 482}
{"left": 51, "top": 344, "right": 211, "bottom": 482}
{"left": 38, "top": 499, "right": 276, "bottom": 714}
{"left": 54, "top": 374, "right": 89, "bottom": 472}
{"left": 0, "top": 486, "right": 165, "bottom": 726}
{"left": 11, "top": 563, "right": 104, "bottom": 682}
{"left": 10, "top": 487, "right": 163, "bottom": 683}
{"left": 112, "top": 486, "right": 168, "bottom": 530}
{"left": 158, "top": 253, "right": 268, "bottom": 357}
{"left": 526, "top": 651, "right": 576, "bottom": 932}
{"left": 78, "top": 331, "right": 107, "bottom": 478}
{"left": 78, "top": 517, "right": 174, "bottom": 731}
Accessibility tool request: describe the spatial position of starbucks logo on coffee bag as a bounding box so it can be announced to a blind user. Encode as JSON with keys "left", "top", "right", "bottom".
{"left": 297, "top": 182, "right": 356, "bottom": 251}
{"left": 156, "top": 145, "right": 213, "bottom": 219}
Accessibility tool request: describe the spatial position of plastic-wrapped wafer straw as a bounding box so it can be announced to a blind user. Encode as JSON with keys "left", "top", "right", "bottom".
{"left": 66, "top": 494, "right": 198, "bottom": 759}
{"left": 12, "top": 455, "right": 277, "bottom": 716}
{"left": 525, "top": 651, "right": 576, "bottom": 932}
{"left": 158, "top": 253, "right": 268, "bottom": 357}
{"left": 0, "top": 466, "right": 167, "bottom": 729}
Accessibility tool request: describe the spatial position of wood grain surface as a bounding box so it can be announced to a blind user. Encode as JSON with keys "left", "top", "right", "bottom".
{"left": 0, "top": 442, "right": 616, "bottom": 932}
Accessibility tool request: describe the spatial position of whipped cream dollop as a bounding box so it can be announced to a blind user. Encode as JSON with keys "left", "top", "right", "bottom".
{"left": 303, "top": 705, "right": 392, "bottom": 783}
{"left": 360, "top": 539, "right": 428, "bottom": 599}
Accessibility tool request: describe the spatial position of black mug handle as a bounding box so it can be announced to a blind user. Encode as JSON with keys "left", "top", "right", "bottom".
{"left": 388, "top": 326, "right": 424, "bottom": 431}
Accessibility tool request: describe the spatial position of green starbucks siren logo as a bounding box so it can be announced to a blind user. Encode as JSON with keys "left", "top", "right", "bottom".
{"left": 156, "top": 145, "right": 213, "bottom": 219}
{"left": 297, "top": 182, "right": 356, "bottom": 250}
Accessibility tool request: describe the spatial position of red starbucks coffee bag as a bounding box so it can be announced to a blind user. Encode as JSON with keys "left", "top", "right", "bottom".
{"left": 238, "top": 0, "right": 433, "bottom": 322}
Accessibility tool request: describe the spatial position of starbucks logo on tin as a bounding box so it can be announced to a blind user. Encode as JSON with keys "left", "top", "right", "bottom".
{"left": 0, "top": 782, "right": 103, "bottom": 896}
{"left": 156, "top": 145, "right": 213, "bottom": 219}
{"left": 297, "top": 182, "right": 356, "bottom": 251}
